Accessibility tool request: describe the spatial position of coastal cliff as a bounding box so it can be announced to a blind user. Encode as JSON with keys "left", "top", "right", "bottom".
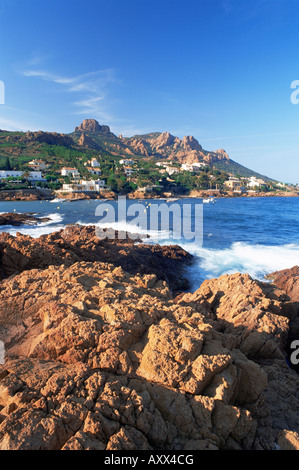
{"left": 0, "top": 224, "right": 299, "bottom": 450}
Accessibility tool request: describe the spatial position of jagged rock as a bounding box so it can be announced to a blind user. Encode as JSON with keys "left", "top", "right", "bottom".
{"left": 25, "top": 131, "right": 74, "bottom": 147}
{"left": 0, "top": 245, "right": 299, "bottom": 450}
{"left": 182, "top": 135, "right": 202, "bottom": 152}
{"left": 266, "top": 265, "right": 299, "bottom": 305}
{"left": 0, "top": 225, "right": 192, "bottom": 292}
{"left": 75, "top": 119, "right": 110, "bottom": 134}
{"left": 78, "top": 132, "right": 97, "bottom": 148}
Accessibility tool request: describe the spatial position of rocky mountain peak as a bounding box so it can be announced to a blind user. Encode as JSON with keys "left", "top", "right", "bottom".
{"left": 215, "top": 149, "right": 230, "bottom": 160}
{"left": 182, "top": 135, "right": 202, "bottom": 151}
{"left": 75, "top": 119, "right": 110, "bottom": 134}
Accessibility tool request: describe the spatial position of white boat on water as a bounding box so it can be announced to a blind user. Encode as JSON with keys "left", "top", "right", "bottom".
{"left": 50, "top": 197, "right": 65, "bottom": 203}
{"left": 203, "top": 197, "right": 216, "bottom": 203}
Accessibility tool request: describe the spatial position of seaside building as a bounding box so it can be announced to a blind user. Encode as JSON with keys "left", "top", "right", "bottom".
{"left": 247, "top": 176, "right": 265, "bottom": 188}
{"left": 155, "top": 161, "right": 170, "bottom": 167}
{"left": 119, "top": 159, "right": 135, "bottom": 166}
{"left": 27, "top": 159, "right": 49, "bottom": 171}
{"left": 61, "top": 167, "right": 80, "bottom": 178}
{"left": 61, "top": 179, "right": 106, "bottom": 192}
{"left": 0, "top": 170, "right": 43, "bottom": 181}
{"left": 181, "top": 162, "right": 207, "bottom": 172}
{"left": 90, "top": 158, "right": 101, "bottom": 168}
{"left": 224, "top": 177, "right": 241, "bottom": 189}
{"left": 84, "top": 157, "right": 101, "bottom": 168}
{"left": 165, "top": 166, "right": 180, "bottom": 176}
{"left": 138, "top": 184, "right": 162, "bottom": 192}
{"left": 86, "top": 167, "right": 102, "bottom": 176}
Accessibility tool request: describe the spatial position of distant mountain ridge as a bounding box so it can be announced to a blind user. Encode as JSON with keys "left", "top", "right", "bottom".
{"left": 70, "top": 119, "right": 274, "bottom": 182}
{"left": 0, "top": 118, "right": 275, "bottom": 182}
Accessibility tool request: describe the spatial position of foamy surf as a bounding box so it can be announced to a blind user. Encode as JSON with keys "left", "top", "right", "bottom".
{"left": 179, "top": 241, "right": 299, "bottom": 291}
{"left": 0, "top": 212, "right": 65, "bottom": 238}
{"left": 76, "top": 218, "right": 172, "bottom": 240}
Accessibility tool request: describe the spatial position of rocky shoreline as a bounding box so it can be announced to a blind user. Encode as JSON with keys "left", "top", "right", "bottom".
{"left": 0, "top": 223, "right": 299, "bottom": 450}
{"left": 0, "top": 188, "right": 298, "bottom": 201}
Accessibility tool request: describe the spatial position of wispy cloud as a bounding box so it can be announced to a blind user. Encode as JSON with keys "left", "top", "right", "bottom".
{"left": 0, "top": 116, "right": 34, "bottom": 132}
{"left": 22, "top": 67, "right": 118, "bottom": 122}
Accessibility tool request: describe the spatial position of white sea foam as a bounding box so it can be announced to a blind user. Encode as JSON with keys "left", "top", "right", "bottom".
{"left": 179, "top": 241, "right": 299, "bottom": 291}
{"left": 0, "top": 213, "right": 64, "bottom": 238}
{"left": 76, "top": 218, "right": 171, "bottom": 239}
{"left": 79, "top": 216, "right": 299, "bottom": 289}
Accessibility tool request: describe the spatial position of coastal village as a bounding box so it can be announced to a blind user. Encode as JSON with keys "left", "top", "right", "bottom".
{"left": 0, "top": 152, "right": 296, "bottom": 201}
{"left": 0, "top": 119, "right": 297, "bottom": 200}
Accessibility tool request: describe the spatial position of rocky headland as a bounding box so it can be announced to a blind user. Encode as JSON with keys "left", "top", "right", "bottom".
{"left": 0, "top": 212, "right": 50, "bottom": 227}
{"left": 0, "top": 224, "right": 299, "bottom": 450}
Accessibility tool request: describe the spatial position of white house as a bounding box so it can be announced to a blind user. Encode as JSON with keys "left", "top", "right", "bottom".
{"left": 90, "top": 157, "right": 101, "bottom": 168}
{"left": 61, "top": 179, "right": 106, "bottom": 192}
{"left": 85, "top": 158, "right": 101, "bottom": 168}
{"left": 247, "top": 176, "right": 265, "bottom": 188}
{"left": 61, "top": 167, "right": 80, "bottom": 178}
{"left": 181, "top": 162, "right": 207, "bottom": 172}
{"left": 155, "top": 161, "right": 169, "bottom": 167}
{"left": 28, "top": 159, "right": 49, "bottom": 171}
{"left": 119, "top": 159, "right": 135, "bottom": 166}
{"left": 192, "top": 162, "right": 208, "bottom": 169}
{"left": 0, "top": 170, "right": 43, "bottom": 181}
{"left": 124, "top": 166, "right": 134, "bottom": 177}
{"left": 86, "top": 167, "right": 101, "bottom": 175}
{"left": 165, "top": 166, "right": 180, "bottom": 176}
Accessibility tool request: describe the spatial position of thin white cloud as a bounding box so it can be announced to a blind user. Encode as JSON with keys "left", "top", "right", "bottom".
{"left": 0, "top": 116, "right": 34, "bottom": 132}
{"left": 73, "top": 95, "right": 114, "bottom": 122}
{"left": 22, "top": 67, "right": 118, "bottom": 122}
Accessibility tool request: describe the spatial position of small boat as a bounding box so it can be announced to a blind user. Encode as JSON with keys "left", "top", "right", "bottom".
{"left": 203, "top": 197, "right": 216, "bottom": 203}
{"left": 50, "top": 197, "right": 65, "bottom": 203}
{"left": 166, "top": 198, "right": 179, "bottom": 202}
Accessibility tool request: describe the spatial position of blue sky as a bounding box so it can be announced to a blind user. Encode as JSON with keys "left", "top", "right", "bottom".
{"left": 1, "top": 0, "right": 299, "bottom": 183}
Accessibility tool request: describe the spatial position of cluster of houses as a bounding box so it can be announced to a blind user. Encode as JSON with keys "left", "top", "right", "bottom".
{"left": 223, "top": 175, "right": 267, "bottom": 192}
{"left": 0, "top": 155, "right": 287, "bottom": 195}
{"left": 155, "top": 161, "right": 208, "bottom": 176}
{"left": 0, "top": 155, "right": 141, "bottom": 194}
{"left": 0, "top": 159, "right": 50, "bottom": 182}
{"left": 59, "top": 157, "right": 107, "bottom": 193}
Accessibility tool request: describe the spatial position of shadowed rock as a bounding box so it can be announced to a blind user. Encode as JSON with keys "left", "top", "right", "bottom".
{"left": 0, "top": 247, "right": 299, "bottom": 449}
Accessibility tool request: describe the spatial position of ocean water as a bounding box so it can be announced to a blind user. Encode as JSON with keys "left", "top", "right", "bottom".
{"left": 0, "top": 196, "right": 299, "bottom": 292}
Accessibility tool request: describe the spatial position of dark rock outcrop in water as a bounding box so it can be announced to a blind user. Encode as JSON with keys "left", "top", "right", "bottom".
{"left": 1, "top": 234, "right": 299, "bottom": 450}
{"left": 0, "top": 212, "right": 50, "bottom": 226}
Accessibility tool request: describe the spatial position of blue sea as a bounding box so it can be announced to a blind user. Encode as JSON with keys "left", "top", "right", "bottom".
{"left": 1, "top": 196, "right": 299, "bottom": 292}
